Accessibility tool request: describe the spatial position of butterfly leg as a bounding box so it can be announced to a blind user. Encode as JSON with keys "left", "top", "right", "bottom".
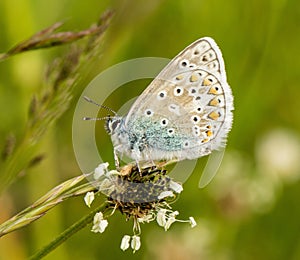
{"left": 135, "top": 160, "right": 142, "bottom": 174}
{"left": 130, "top": 148, "right": 142, "bottom": 174}
{"left": 143, "top": 144, "right": 156, "bottom": 168}
{"left": 113, "top": 149, "right": 120, "bottom": 169}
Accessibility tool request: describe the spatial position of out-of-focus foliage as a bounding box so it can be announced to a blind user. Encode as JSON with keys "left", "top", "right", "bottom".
{"left": 0, "top": 0, "right": 299, "bottom": 259}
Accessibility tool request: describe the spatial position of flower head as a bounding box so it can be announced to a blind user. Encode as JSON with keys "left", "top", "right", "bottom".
{"left": 84, "top": 162, "right": 196, "bottom": 253}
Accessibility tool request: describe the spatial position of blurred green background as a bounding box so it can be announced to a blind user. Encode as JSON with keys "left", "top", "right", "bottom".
{"left": 1, "top": 0, "right": 300, "bottom": 259}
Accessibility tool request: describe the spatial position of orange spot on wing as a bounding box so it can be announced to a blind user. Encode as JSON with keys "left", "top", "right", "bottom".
{"left": 202, "top": 78, "right": 212, "bottom": 86}
{"left": 176, "top": 75, "right": 184, "bottom": 80}
{"left": 208, "top": 86, "right": 218, "bottom": 94}
{"left": 190, "top": 73, "right": 198, "bottom": 82}
{"left": 209, "top": 97, "right": 219, "bottom": 106}
{"left": 208, "top": 111, "right": 220, "bottom": 120}
{"left": 205, "top": 130, "right": 213, "bottom": 137}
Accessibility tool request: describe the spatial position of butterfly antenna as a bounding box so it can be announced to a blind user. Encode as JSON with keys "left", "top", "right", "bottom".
{"left": 83, "top": 116, "right": 111, "bottom": 121}
{"left": 83, "top": 96, "right": 117, "bottom": 116}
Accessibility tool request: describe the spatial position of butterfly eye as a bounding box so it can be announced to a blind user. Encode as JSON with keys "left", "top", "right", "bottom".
{"left": 109, "top": 118, "right": 121, "bottom": 132}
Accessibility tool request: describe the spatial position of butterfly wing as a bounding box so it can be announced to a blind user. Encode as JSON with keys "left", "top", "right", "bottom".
{"left": 125, "top": 37, "right": 233, "bottom": 161}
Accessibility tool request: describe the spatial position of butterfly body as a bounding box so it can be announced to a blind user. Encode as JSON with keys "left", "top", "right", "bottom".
{"left": 106, "top": 37, "right": 233, "bottom": 164}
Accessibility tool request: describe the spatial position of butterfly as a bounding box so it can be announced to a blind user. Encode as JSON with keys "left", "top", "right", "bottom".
{"left": 97, "top": 37, "right": 233, "bottom": 166}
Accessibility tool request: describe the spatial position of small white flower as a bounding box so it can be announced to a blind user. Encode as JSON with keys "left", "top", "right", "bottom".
{"left": 164, "top": 216, "right": 176, "bottom": 231}
{"left": 138, "top": 214, "right": 154, "bottom": 223}
{"left": 169, "top": 180, "right": 183, "bottom": 193}
{"left": 94, "top": 212, "right": 104, "bottom": 221}
{"left": 120, "top": 235, "right": 131, "bottom": 251}
{"left": 131, "top": 235, "right": 141, "bottom": 252}
{"left": 189, "top": 217, "right": 197, "bottom": 228}
{"left": 94, "top": 162, "right": 109, "bottom": 179}
{"left": 91, "top": 212, "right": 108, "bottom": 233}
{"left": 156, "top": 209, "right": 167, "bottom": 227}
{"left": 84, "top": 192, "right": 95, "bottom": 207}
{"left": 158, "top": 190, "right": 174, "bottom": 200}
{"left": 170, "top": 210, "right": 179, "bottom": 217}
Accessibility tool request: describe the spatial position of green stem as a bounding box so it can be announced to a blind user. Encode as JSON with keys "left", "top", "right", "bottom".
{"left": 29, "top": 201, "right": 110, "bottom": 260}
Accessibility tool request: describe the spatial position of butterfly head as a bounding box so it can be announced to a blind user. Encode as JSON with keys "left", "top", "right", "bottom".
{"left": 105, "top": 116, "right": 123, "bottom": 135}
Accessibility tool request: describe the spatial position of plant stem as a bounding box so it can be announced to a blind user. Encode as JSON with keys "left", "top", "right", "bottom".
{"left": 29, "top": 201, "right": 110, "bottom": 260}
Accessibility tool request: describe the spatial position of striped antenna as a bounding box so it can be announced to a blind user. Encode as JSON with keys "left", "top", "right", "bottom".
{"left": 83, "top": 116, "right": 110, "bottom": 121}
{"left": 83, "top": 96, "right": 117, "bottom": 116}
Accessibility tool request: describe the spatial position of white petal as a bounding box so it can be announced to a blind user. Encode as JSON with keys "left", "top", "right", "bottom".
{"left": 91, "top": 225, "right": 100, "bottom": 233}
{"left": 138, "top": 214, "right": 153, "bottom": 223}
{"left": 120, "top": 235, "right": 131, "bottom": 251}
{"left": 189, "top": 217, "right": 197, "bottom": 228}
{"left": 158, "top": 190, "right": 174, "bottom": 200}
{"left": 131, "top": 235, "right": 141, "bottom": 252}
{"left": 84, "top": 192, "right": 95, "bottom": 207}
{"left": 93, "top": 212, "right": 104, "bottom": 223}
{"left": 94, "top": 162, "right": 109, "bottom": 179}
{"left": 164, "top": 216, "right": 176, "bottom": 231}
{"left": 156, "top": 209, "right": 167, "bottom": 227}
{"left": 169, "top": 180, "right": 183, "bottom": 193}
{"left": 170, "top": 210, "right": 179, "bottom": 217}
{"left": 99, "top": 219, "right": 108, "bottom": 233}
